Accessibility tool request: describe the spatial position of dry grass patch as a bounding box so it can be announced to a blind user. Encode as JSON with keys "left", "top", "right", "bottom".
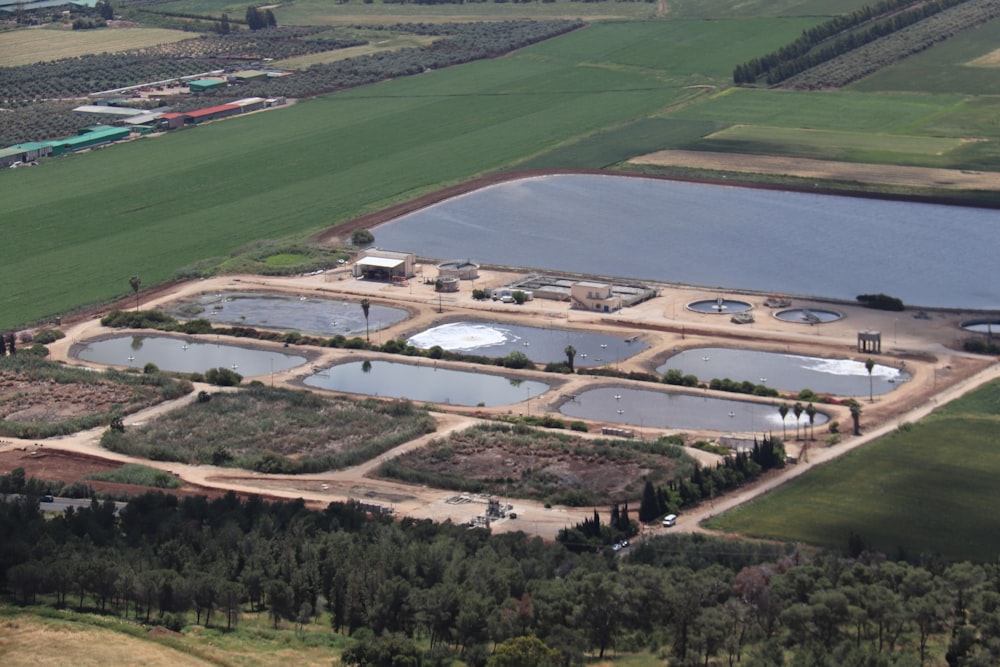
{"left": 0, "top": 615, "right": 216, "bottom": 667}
{"left": 0, "top": 27, "right": 192, "bottom": 67}
{"left": 276, "top": 35, "right": 439, "bottom": 70}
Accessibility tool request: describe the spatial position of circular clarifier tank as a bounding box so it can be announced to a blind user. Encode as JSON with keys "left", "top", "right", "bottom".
{"left": 960, "top": 319, "right": 1000, "bottom": 334}
{"left": 688, "top": 298, "right": 752, "bottom": 314}
{"left": 775, "top": 308, "right": 842, "bottom": 324}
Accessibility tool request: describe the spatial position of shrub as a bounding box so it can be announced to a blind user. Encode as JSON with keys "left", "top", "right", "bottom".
{"left": 351, "top": 229, "right": 374, "bottom": 246}
{"left": 204, "top": 367, "right": 242, "bottom": 386}
{"left": 33, "top": 329, "right": 65, "bottom": 345}
{"left": 857, "top": 293, "right": 904, "bottom": 311}
{"left": 502, "top": 351, "right": 530, "bottom": 369}
{"left": 143, "top": 362, "right": 159, "bottom": 374}
{"left": 569, "top": 421, "right": 588, "bottom": 432}
{"left": 179, "top": 319, "right": 213, "bottom": 334}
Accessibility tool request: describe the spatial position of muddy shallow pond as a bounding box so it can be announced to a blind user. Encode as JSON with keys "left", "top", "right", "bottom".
{"left": 657, "top": 347, "right": 909, "bottom": 397}
{"left": 407, "top": 321, "right": 646, "bottom": 368}
{"left": 166, "top": 291, "right": 409, "bottom": 337}
{"left": 74, "top": 335, "right": 307, "bottom": 376}
{"left": 303, "top": 360, "right": 549, "bottom": 407}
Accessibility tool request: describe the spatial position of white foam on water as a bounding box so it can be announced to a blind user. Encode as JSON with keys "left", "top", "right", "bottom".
{"left": 408, "top": 322, "right": 515, "bottom": 351}
{"left": 790, "top": 355, "right": 901, "bottom": 380}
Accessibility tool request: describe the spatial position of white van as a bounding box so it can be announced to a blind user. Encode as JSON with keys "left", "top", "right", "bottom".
{"left": 662, "top": 514, "right": 677, "bottom": 527}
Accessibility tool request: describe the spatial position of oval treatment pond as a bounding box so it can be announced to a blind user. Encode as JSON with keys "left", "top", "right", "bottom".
{"left": 961, "top": 319, "right": 1000, "bottom": 334}
{"left": 559, "top": 386, "right": 828, "bottom": 432}
{"left": 775, "top": 308, "right": 842, "bottom": 324}
{"left": 407, "top": 321, "right": 646, "bottom": 368}
{"left": 74, "top": 335, "right": 307, "bottom": 376}
{"left": 658, "top": 347, "right": 909, "bottom": 397}
{"left": 166, "top": 291, "right": 409, "bottom": 337}
{"left": 303, "top": 361, "right": 549, "bottom": 407}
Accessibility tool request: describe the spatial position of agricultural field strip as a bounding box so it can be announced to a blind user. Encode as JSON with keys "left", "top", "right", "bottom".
{"left": 705, "top": 125, "right": 964, "bottom": 154}
{"left": 0, "top": 27, "right": 192, "bottom": 67}
{"left": 274, "top": 35, "right": 439, "bottom": 70}
{"left": 629, "top": 149, "right": 1000, "bottom": 190}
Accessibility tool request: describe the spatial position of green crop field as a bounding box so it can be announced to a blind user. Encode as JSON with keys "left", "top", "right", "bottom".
{"left": 706, "top": 379, "right": 1000, "bottom": 563}
{"left": 0, "top": 26, "right": 191, "bottom": 66}
{"left": 667, "top": 88, "right": 1000, "bottom": 168}
{"left": 700, "top": 125, "right": 965, "bottom": 163}
{"left": 4, "top": 21, "right": 714, "bottom": 329}
{"left": 162, "top": 0, "right": 660, "bottom": 25}
{"left": 850, "top": 16, "right": 1000, "bottom": 95}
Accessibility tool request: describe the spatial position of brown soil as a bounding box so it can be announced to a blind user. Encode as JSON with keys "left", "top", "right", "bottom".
{"left": 0, "top": 373, "right": 147, "bottom": 423}
{"left": 391, "top": 440, "right": 658, "bottom": 501}
{"left": 631, "top": 150, "right": 1000, "bottom": 192}
{"left": 0, "top": 447, "right": 242, "bottom": 501}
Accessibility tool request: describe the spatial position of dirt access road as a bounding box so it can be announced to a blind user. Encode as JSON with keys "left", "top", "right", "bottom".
{"left": 14, "top": 268, "right": 998, "bottom": 540}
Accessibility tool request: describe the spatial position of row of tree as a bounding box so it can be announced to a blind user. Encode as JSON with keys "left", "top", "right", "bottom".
{"left": 4, "top": 486, "right": 1000, "bottom": 665}
{"left": 733, "top": 0, "right": 971, "bottom": 85}
{"left": 631, "top": 435, "right": 786, "bottom": 525}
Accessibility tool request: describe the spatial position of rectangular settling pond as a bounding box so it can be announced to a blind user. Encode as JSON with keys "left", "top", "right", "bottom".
{"left": 304, "top": 360, "right": 548, "bottom": 407}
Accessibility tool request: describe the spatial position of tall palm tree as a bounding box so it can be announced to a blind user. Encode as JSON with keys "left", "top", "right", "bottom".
{"left": 778, "top": 404, "right": 789, "bottom": 440}
{"left": 846, "top": 399, "right": 862, "bottom": 435}
{"left": 865, "top": 357, "right": 875, "bottom": 403}
{"left": 806, "top": 402, "right": 817, "bottom": 440}
{"left": 564, "top": 344, "right": 576, "bottom": 373}
{"left": 360, "top": 298, "right": 370, "bottom": 342}
{"left": 129, "top": 275, "right": 141, "bottom": 312}
{"left": 793, "top": 402, "right": 804, "bottom": 440}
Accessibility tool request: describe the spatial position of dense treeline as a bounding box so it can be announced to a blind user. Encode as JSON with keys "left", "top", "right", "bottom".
{"left": 733, "top": 0, "right": 972, "bottom": 86}
{"left": 4, "top": 488, "right": 1000, "bottom": 665}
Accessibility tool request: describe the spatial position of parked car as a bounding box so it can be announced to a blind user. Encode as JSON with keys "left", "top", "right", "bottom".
{"left": 41, "top": 494, "right": 54, "bottom": 503}
{"left": 662, "top": 513, "right": 677, "bottom": 527}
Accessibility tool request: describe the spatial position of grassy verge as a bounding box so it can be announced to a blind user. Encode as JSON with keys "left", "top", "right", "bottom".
{"left": 706, "top": 379, "right": 1000, "bottom": 562}
{"left": 86, "top": 463, "right": 183, "bottom": 489}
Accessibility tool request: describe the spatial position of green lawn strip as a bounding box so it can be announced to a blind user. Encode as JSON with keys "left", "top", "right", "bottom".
{"left": 86, "top": 463, "right": 183, "bottom": 489}
{"left": 668, "top": 88, "right": 969, "bottom": 133}
{"left": 518, "top": 117, "right": 721, "bottom": 170}
{"left": 707, "top": 380, "right": 1000, "bottom": 562}
{"left": 701, "top": 125, "right": 963, "bottom": 161}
